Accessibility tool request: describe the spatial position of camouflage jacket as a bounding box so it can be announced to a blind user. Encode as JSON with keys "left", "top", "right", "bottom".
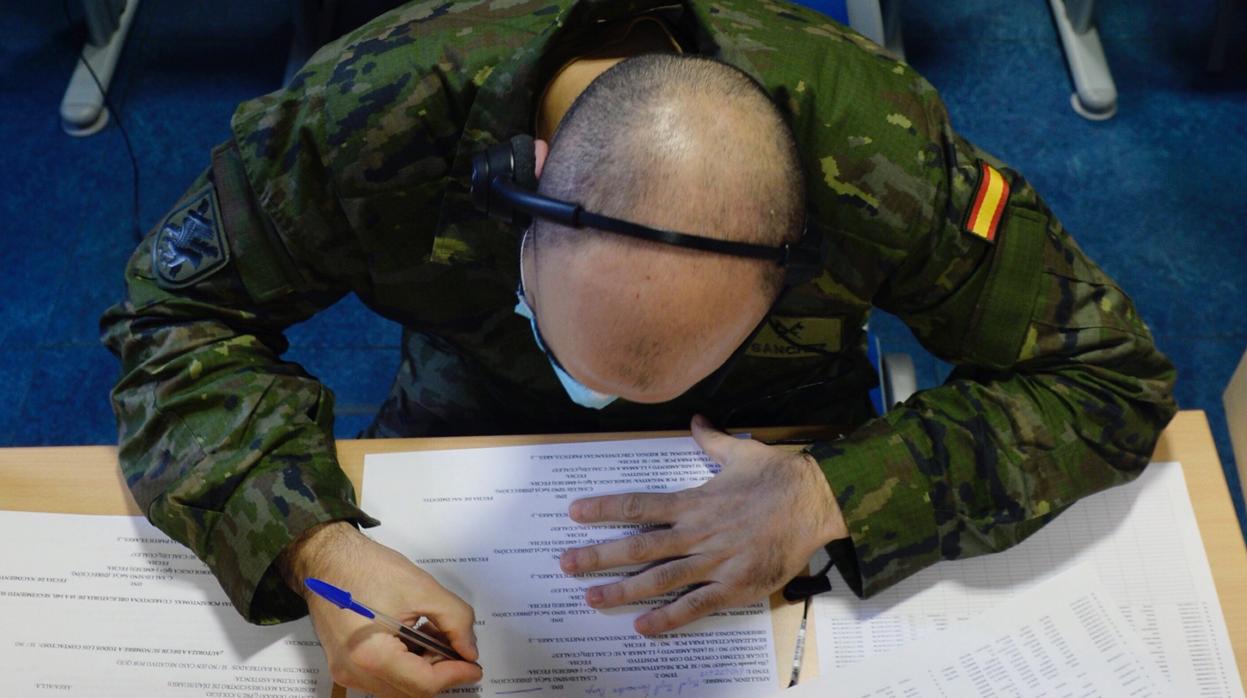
{"left": 101, "top": 0, "right": 1177, "bottom": 624}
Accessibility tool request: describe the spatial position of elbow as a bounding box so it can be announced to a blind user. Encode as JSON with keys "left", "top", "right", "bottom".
{"left": 1097, "top": 347, "right": 1178, "bottom": 470}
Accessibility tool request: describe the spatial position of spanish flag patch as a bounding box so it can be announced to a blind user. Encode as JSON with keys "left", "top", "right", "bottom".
{"left": 964, "top": 163, "right": 1010, "bottom": 242}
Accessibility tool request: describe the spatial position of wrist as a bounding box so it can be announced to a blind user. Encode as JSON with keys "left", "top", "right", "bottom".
{"left": 277, "top": 520, "right": 361, "bottom": 598}
{"left": 802, "top": 452, "right": 849, "bottom": 545}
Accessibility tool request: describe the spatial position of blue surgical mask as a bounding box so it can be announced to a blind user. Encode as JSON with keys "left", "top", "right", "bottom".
{"left": 515, "top": 231, "right": 619, "bottom": 410}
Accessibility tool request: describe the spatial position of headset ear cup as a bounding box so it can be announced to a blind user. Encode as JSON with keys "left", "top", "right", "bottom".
{"left": 469, "top": 148, "right": 492, "bottom": 214}
{"left": 510, "top": 134, "right": 537, "bottom": 191}
{"left": 472, "top": 137, "right": 529, "bottom": 220}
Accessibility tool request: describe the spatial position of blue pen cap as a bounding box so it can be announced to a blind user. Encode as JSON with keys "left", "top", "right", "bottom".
{"left": 305, "top": 577, "right": 376, "bottom": 619}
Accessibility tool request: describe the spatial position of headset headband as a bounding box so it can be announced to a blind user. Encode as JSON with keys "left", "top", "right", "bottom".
{"left": 489, "top": 176, "right": 798, "bottom": 265}
{"left": 470, "top": 135, "right": 823, "bottom": 284}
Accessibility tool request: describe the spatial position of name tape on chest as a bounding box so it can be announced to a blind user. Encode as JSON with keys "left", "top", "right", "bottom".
{"left": 745, "top": 316, "right": 842, "bottom": 359}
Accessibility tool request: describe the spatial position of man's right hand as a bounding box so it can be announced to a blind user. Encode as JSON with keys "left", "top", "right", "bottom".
{"left": 280, "top": 522, "right": 483, "bottom": 697}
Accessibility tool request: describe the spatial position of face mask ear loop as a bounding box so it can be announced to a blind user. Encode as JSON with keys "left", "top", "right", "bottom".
{"left": 518, "top": 226, "right": 533, "bottom": 296}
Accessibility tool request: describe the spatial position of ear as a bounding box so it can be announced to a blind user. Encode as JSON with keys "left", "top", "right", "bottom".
{"left": 534, "top": 138, "right": 549, "bottom": 180}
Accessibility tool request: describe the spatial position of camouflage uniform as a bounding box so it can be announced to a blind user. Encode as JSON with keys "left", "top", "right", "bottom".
{"left": 101, "top": 0, "right": 1177, "bottom": 624}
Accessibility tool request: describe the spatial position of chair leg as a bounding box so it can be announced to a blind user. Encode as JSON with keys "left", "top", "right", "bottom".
{"left": 1049, "top": 0, "right": 1118, "bottom": 120}
{"left": 60, "top": 0, "right": 141, "bottom": 137}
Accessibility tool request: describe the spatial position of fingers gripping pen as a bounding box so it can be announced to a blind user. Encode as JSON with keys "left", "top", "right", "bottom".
{"left": 304, "top": 578, "right": 476, "bottom": 665}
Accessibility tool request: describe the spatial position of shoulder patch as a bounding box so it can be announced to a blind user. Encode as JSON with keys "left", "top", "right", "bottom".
{"left": 963, "top": 163, "right": 1010, "bottom": 243}
{"left": 153, "top": 186, "right": 229, "bottom": 289}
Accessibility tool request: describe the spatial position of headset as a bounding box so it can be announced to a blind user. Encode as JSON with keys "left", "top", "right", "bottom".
{"left": 469, "top": 134, "right": 824, "bottom": 288}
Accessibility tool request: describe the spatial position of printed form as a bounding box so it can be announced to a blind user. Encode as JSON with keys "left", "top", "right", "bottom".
{"left": 813, "top": 462, "right": 1245, "bottom": 698}
{"left": 0, "top": 511, "right": 331, "bottom": 697}
{"left": 356, "top": 436, "right": 780, "bottom": 697}
{"left": 783, "top": 565, "right": 1173, "bottom": 697}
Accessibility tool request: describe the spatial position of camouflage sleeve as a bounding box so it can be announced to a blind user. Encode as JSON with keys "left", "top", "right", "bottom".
{"left": 808, "top": 80, "right": 1177, "bottom": 597}
{"left": 99, "top": 4, "right": 524, "bottom": 623}
{"left": 99, "top": 110, "right": 382, "bottom": 623}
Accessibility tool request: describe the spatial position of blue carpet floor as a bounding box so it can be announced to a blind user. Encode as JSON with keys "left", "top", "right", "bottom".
{"left": 1, "top": 2, "right": 1244, "bottom": 533}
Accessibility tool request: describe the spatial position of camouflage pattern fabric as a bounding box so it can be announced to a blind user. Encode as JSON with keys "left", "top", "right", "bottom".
{"left": 100, "top": 0, "right": 1176, "bottom": 624}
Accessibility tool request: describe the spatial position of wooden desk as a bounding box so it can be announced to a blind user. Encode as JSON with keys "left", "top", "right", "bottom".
{"left": 2, "top": 411, "right": 1244, "bottom": 692}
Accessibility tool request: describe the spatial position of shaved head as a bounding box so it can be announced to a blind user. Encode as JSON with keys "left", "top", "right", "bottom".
{"left": 527, "top": 54, "right": 806, "bottom": 403}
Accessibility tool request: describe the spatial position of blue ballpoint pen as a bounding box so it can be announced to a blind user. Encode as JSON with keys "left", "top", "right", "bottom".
{"left": 304, "top": 578, "right": 475, "bottom": 665}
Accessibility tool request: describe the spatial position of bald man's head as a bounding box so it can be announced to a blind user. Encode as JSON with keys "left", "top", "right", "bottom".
{"left": 526, "top": 54, "right": 807, "bottom": 403}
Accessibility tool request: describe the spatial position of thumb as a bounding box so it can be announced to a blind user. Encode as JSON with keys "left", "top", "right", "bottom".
{"left": 690, "top": 414, "right": 741, "bottom": 468}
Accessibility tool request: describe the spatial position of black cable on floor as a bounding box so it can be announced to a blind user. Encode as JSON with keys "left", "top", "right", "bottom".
{"left": 63, "top": 0, "right": 143, "bottom": 241}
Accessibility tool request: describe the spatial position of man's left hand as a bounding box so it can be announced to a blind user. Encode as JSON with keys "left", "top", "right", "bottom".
{"left": 560, "top": 414, "right": 848, "bottom": 636}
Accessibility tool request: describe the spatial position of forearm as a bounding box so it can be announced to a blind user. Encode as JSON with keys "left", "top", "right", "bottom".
{"left": 792, "top": 50, "right": 1177, "bottom": 598}
{"left": 278, "top": 521, "right": 365, "bottom": 600}
{"left": 811, "top": 334, "right": 1175, "bottom": 597}
{"left": 101, "top": 205, "right": 378, "bottom": 623}
{"left": 818, "top": 200, "right": 1175, "bottom": 596}
{"left": 106, "top": 316, "right": 380, "bottom": 623}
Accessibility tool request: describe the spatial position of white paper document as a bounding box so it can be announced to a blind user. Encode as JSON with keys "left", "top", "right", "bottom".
{"left": 0, "top": 511, "right": 331, "bottom": 697}
{"left": 357, "top": 436, "right": 780, "bottom": 697}
{"left": 813, "top": 462, "right": 1245, "bottom": 698}
{"left": 783, "top": 565, "right": 1173, "bottom": 697}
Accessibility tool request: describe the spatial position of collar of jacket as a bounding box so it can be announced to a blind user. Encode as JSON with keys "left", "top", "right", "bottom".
{"left": 427, "top": 0, "right": 770, "bottom": 268}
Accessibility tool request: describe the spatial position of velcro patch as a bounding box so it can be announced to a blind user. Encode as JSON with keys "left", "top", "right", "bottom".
{"left": 154, "top": 186, "right": 229, "bottom": 288}
{"left": 963, "top": 163, "right": 1010, "bottom": 243}
{"left": 745, "top": 316, "right": 842, "bottom": 358}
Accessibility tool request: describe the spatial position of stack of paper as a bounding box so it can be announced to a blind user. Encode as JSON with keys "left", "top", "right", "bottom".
{"left": 811, "top": 462, "right": 1244, "bottom": 697}
{"left": 0, "top": 512, "right": 331, "bottom": 697}
{"left": 783, "top": 565, "right": 1172, "bottom": 697}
